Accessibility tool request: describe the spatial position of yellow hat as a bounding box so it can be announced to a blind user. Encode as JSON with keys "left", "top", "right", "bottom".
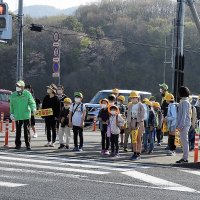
{"left": 100, "top": 98, "right": 109, "bottom": 104}
{"left": 118, "top": 95, "right": 125, "bottom": 102}
{"left": 165, "top": 93, "right": 174, "bottom": 102}
{"left": 64, "top": 98, "right": 72, "bottom": 104}
{"left": 153, "top": 102, "right": 160, "bottom": 108}
{"left": 112, "top": 88, "right": 119, "bottom": 94}
{"left": 108, "top": 105, "right": 119, "bottom": 114}
{"left": 129, "top": 91, "right": 139, "bottom": 98}
{"left": 145, "top": 100, "right": 152, "bottom": 107}
{"left": 142, "top": 98, "right": 149, "bottom": 102}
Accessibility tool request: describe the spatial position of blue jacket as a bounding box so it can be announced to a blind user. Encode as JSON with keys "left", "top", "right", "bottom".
{"left": 166, "top": 103, "right": 177, "bottom": 129}
{"left": 177, "top": 98, "right": 191, "bottom": 129}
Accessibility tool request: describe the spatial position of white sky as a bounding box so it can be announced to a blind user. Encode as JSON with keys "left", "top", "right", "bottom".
{"left": 3, "top": 0, "right": 99, "bottom": 11}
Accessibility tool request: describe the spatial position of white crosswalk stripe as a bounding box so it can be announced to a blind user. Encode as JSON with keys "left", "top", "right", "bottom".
{"left": 180, "top": 169, "right": 200, "bottom": 176}
{"left": 0, "top": 181, "right": 27, "bottom": 188}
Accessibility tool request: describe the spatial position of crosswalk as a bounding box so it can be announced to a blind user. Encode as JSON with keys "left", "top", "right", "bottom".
{"left": 0, "top": 151, "right": 199, "bottom": 194}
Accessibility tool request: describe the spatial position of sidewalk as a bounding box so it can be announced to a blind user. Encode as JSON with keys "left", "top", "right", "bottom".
{"left": 0, "top": 123, "right": 199, "bottom": 168}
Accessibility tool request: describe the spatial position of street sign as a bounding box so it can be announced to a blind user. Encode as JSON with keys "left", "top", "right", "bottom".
{"left": 53, "top": 62, "right": 59, "bottom": 73}
{"left": 52, "top": 72, "right": 60, "bottom": 78}
{"left": 53, "top": 42, "right": 59, "bottom": 47}
{"left": 53, "top": 57, "right": 60, "bottom": 62}
{"left": 53, "top": 32, "right": 59, "bottom": 42}
{"left": 53, "top": 47, "right": 60, "bottom": 57}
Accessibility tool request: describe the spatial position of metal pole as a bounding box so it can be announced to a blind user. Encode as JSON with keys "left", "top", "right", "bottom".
{"left": 16, "top": 0, "right": 23, "bottom": 81}
{"left": 163, "top": 35, "right": 167, "bottom": 83}
{"left": 58, "top": 39, "right": 61, "bottom": 85}
{"left": 174, "top": 0, "right": 185, "bottom": 102}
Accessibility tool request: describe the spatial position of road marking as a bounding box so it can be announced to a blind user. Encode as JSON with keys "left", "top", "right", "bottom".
{"left": 0, "top": 152, "right": 149, "bottom": 169}
{"left": 0, "top": 181, "right": 27, "bottom": 187}
{"left": 0, "top": 168, "right": 86, "bottom": 178}
{"left": 180, "top": 169, "right": 200, "bottom": 176}
{"left": 73, "top": 177, "right": 200, "bottom": 194}
{"left": 122, "top": 170, "right": 199, "bottom": 193}
{"left": 0, "top": 161, "right": 109, "bottom": 175}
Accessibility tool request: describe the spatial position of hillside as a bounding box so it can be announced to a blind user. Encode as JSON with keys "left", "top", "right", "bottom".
{"left": 14, "top": 5, "right": 77, "bottom": 18}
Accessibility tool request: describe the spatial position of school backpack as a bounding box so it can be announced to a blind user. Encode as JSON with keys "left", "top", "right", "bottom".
{"left": 72, "top": 103, "right": 88, "bottom": 121}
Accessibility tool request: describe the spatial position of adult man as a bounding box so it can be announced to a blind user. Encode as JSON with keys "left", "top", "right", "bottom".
{"left": 10, "top": 80, "right": 36, "bottom": 150}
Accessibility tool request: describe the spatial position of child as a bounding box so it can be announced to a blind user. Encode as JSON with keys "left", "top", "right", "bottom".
{"left": 58, "top": 98, "right": 72, "bottom": 149}
{"left": 117, "top": 95, "right": 126, "bottom": 147}
{"left": 42, "top": 84, "right": 60, "bottom": 147}
{"left": 142, "top": 100, "right": 156, "bottom": 154}
{"left": 127, "top": 91, "right": 145, "bottom": 160}
{"left": 165, "top": 93, "right": 177, "bottom": 156}
{"left": 98, "top": 98, "right": 110, "bottom": 155}
{"left": 176, "top": 86, "right": 191, "bottom": 163}
{"left": 153, "top": 102, "right": 163, "bottom": 146}
{"left": 108, "top": 105, "right": 125, "bottom": 157}
{"left": 69, "top": 92, "right": 86, "bottom": 152}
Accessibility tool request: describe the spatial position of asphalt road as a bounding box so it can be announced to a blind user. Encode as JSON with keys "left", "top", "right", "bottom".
{"left": 0, "top": 123, "right": 199, "bottom": 200}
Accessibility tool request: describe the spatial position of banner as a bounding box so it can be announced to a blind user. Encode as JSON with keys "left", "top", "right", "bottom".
{"left": 35, "top": 108, "right": 53, "bottom": 117}
{"left": 131, "top": 129, "right": 138, "bottom": 144}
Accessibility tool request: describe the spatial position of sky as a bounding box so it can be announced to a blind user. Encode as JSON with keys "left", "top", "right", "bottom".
{"left": 3, "top": 0, "right": 100, "bottom": 11}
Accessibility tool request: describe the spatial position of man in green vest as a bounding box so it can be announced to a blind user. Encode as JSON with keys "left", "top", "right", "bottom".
{"left": 10, "top": 80, "right": 36, "bottom": 150}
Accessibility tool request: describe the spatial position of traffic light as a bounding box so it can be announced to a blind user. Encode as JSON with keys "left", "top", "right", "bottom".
{"left": 0, "top": 3, "right": 8, "bottom": 31}
{"left": 0, "top": 2, "right": 12, "bottom": 40}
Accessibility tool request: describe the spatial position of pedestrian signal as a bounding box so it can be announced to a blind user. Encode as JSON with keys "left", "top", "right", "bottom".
{"left": 0, "top": 4, "right": 6, "bottom": 15}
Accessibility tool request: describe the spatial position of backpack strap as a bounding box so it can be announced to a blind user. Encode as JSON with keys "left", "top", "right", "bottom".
{"left": 72, "top": 103, "right": 80, "bottom": 117}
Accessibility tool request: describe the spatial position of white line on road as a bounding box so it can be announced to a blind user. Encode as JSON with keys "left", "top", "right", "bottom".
{"left": 122, "top": 170, "right": 199, "bottom": 193}
{"left": 0, "top": 152, "right": 149, "bottom": 169}
{"left": 0, "top": 161, "right": 110, "bottom": 175}
{"left": 0, "top": 167, "right": 87, "bottom": 178}
{"left": 180, "top": 169, "right": 200, "bottom": 176}
{"left": 0, "top": 181, "right": 27, "bottom": 188}
{"left": 0, "top": 155, "right": 142, "bottom": 172}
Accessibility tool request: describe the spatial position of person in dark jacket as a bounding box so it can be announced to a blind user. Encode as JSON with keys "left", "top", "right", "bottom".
{"left": 58, "top": 98, "right": 72, "bottom": 149}
{"left": 42, "top": 84, "right": 60, "bottom": 147}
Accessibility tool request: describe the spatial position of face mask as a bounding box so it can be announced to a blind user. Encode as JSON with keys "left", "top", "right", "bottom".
{"left": 16, "top": 87, "right": 22, "bottom": 92}
{"left": 101, "top": 104, "right": 107, "bottom": 109}
{"left": 110, "top": 111, "right": 116, "bottom": 115}
{"left": 160, "top": 88, "right": 163, "bottom": 93}
{"left": 57, "top": 90, "right": 62, "bottom": 95}
{"left": 47, "top": 89, "right": 52, "bottom": 94}
{"left": 64, "top": 105, "right": 70, "bottom": 109}
{"left": 131, "top": 98, "right": 138, "bottom": 104}
{"left": 75, "top": 98, "right": 81, "bottom": 103}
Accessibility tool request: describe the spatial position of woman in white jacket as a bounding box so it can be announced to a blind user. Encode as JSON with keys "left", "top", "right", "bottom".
{"left": 165, "top": 93, "right": 177, "bottom": 156}
{"left": 108, "top": 105, "right": 125, "bottom": 157}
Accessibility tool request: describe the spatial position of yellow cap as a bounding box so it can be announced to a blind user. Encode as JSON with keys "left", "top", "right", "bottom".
{"left": 112, "top": 88, "right": 119, "bottom": 94}
{"left": 64, "top": 98, "right": 72, "bottom": 104}
{"left": 142, "top": 98, "right": 149, "bottom": 102}
{"left": 118, "top": 95, "right": 125, "bottom": 102}
{"left": 129, "top": 91, "right": 139, "bottom": 98}
{"left": 165, "top": 93, "right": 174, "bottom": 102}
{"left": 153, "top": 102, "right": 160, "bottom": 108}
{"left": 145, "top": 100, "right": 152, "bottom": 107}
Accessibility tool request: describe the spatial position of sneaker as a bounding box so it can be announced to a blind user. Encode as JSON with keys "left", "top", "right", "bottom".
{"left": 65, "top": 145, "right": 69, "bottom": 149}
{"left": 136, "top": 155, "right": 141, "bottom": 160}
{"left": 58, "top": 144, "right": 65, "bottom": 149}
{"left": 26, "top": 146, "right": 31, "bottom": 151}
{"left": 104, "top": 150, "right": 110, "bottom": 155}
{"left": 110, "top": 152, "right": 115, "bottom": 157}
{"left": 15, "top": 146, "right": 21, "bottom": 150}
{"left": 44, "top": 142, "right": 51, "bottom": 147}
{"left": 130, "top": 154, "right": 137, "bottom": 160}
{"left": 49, "top": 143, "right": 55, "bottom": 147}
{"left": 167, "top": 150, "right": 176, "bottom": 156}
{"left": 165, "top": 146, "right": 170, "bottom": 150}
{"left": 73, "top": 147, "right": 79, "bottom": 151}
{"left": 124, "top": 148, "right": 128, "bottom": 152}
{"left": 120, "top": 142, "right": 123, "bottom": 147}
{"left": 101, "top": 150, "right": 105, "bottom": 155}
{"left": 157, "top": 143, "right": 161, "bottom": 146}
{"left": 78, "top": 148, "right": 83, "bottom": 152}
{"left": 148, "top": 150, "right": 153, "bottom": 154}
{"left": 141, "top": 149, "right": 147, "bottom": 153}
{"left": 176, "top": 159, "right": 188, "bottom": 164}
{"left": 115, "top": 153, "right": 120, "bottom": 157}
{"left": 32, "top": 133, "right": 37, "bottom": 138}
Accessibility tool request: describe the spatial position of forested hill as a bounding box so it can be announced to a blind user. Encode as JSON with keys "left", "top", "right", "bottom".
{"left": 1, "top": 0, "right": 200, "bottom": 101}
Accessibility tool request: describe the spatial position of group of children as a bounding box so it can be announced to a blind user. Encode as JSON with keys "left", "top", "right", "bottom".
{"left": 41, "top": 84, "right": 196, "bottom": 163}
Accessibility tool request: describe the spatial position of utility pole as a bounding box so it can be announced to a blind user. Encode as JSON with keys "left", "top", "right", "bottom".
{"left": 16, "top": 0, "right": 23, "bottom": 81}
{"left": 174, "top": 0, "right": 185, "bottom": 102}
